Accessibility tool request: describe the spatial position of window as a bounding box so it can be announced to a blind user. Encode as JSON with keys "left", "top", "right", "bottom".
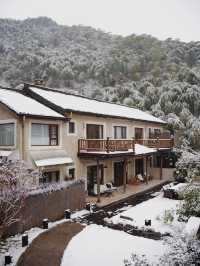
{"left": 86, "top": 124, "right": 103, "bottom": 139}
{"left": 68, "top": 122, "right": 75, "bottom": 134}
{"left": 153, "top": 154, "right": 176, "bottom": 168}
{"left": 68, "top": 168, "right": 75, "bottom": 179}
{"left": 31, "top": 124, "right": 58, "bottom": 146}
{"left": 114, "top": 126, "right": 127, "bottom": 139}
{"left": 40, "top": 171, "right": 60, "bottom": 183}
{"left": 149, "top": 128, "right": 161, "bottom": 138}
{"left": 0, "top": 123, "right": 14, "bottom": 146}
{"left": 135, "top": 128, "right": 143, "bottom": 139}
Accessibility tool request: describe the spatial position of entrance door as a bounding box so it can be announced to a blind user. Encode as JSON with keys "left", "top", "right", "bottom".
{"left": 114, "top": 161, "right": 124, "bottom": 187}
{"left": 86, "top": 124, "right": 103, "bottom": 139}
{"left": 135, "top": 158, "right": 144, "bottom": 176}
{"left": 87, "top": 165, "right": 104, "bottom": 194}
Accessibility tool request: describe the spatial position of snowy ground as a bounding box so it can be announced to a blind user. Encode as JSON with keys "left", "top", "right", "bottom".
{"left": 107, "top": 192, "right": 185, "bottom": 235}
{"left": 60, "top": 224, "right": 169, "bottom": 266}
{"left": 0, "top": 210, "right": 89, "bottom": 266}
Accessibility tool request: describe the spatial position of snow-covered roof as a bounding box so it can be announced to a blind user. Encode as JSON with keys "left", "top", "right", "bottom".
{"left": 34, "top": 157, "right": 73, "bottom": 167}
{"left": 0, "top": 88, "right": 65, "bottom": 119}
{"left": 135, "top": 144, "right": 157, "bottom": 155}
{"left": 0, "top": 150, "right": 13, "bottom": 157}
{"left": 29, "top": 86, "right": 165, "bottom": 124}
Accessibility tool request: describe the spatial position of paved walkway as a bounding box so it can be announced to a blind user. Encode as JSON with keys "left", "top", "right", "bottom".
{"left": 16, "top": 222, "right": 84, "bottom": 266}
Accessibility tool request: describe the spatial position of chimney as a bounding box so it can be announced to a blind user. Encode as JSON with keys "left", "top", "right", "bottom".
{"left": 33, "top": 79, "right": 46, "bottom": 86}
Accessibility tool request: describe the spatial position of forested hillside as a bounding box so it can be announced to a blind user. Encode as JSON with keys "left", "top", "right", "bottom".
{"left": 1, "top": 17, "right": 200, "bottom": 149}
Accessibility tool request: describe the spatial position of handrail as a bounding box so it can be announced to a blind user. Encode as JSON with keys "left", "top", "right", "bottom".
{"left": 78, "top": 138, "right": 173, "bottom": 153}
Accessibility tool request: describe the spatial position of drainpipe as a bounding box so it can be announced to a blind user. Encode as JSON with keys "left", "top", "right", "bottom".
{"left": 21, "top": 115, "right": 26, "bottom": 161}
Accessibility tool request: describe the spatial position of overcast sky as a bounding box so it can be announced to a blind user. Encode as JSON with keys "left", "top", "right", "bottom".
{"left": 0, "top": 0, "right": 200, "bottom": 42}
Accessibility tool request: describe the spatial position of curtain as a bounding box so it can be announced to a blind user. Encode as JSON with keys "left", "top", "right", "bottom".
{"left": 31, "top": 124, "right": 49, "bottom": 145}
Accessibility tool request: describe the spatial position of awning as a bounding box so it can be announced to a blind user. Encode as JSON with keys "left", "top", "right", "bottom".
{"left": 0, "top": 150, "right": 13, "bottom": 157}
{"left": 135, "top": 144, "right": 157, "bottom": 156}
{"left": 31, "top": 149, "right": 73, "bottom": 167}
{"left": 35, "top": 157, "right": 73, "bottom": 167}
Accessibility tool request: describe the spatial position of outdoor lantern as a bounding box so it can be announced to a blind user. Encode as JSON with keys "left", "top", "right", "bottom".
{"left": 86, "top": 203, "right": 91, "bottom": 211}
{"left": 64, "top": 209, "right": 71, "bottom": 219}
{"left": 5, "top": 253, "right": 12, "bottom": 265}
{"left": 145, "top": 219, "right": 151, "bottom": 226}
{"left": 42, "top": 218, "right": 49, "bottom": 229}
{"left": 22, "top": 234, "right": 28, "bottom": 247}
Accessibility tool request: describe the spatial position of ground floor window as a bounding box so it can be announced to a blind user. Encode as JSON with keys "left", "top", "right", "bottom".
{"left": 153, "top": 154, "right": 176, "bottom": 168}
{"left": 68, "top": 168, "right": 75, "bottom": 179}
{"left": 40, "top": 171, "right": 60, "bottom": 183}
{"left": 87, "top": 165, "right": 104, "bottom": 193}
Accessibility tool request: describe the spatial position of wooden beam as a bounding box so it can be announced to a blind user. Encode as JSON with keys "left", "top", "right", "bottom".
{"left": 160, "top": 154, "right": 163, "bottom": 180}
{"left": 123, "top": 159, "right": 127, "bottom": 193}
{"left": 145, "top": 156, "right": 148, "bottom": 184}
{"left": 96, "top": 159, "right": 101, "bottom": 203}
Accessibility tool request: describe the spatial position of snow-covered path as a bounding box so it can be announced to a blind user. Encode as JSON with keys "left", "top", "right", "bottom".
{"left": 60, "top": 224, "right": 169, "bottom": 266}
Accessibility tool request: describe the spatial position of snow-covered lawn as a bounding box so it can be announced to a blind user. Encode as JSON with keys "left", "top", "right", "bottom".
{"left": 107, "top": 193, "right": 184, "bottom": 235}
{"left": 60, "top": 224, "right": 169, "bottom": 266}
{"left": 0, "top": 210, "right": 89, "bottom": 266}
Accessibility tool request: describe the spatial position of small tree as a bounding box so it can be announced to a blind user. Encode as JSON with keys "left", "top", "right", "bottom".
{"left": 0, "top": 159, "right": 39, "bottom": 238}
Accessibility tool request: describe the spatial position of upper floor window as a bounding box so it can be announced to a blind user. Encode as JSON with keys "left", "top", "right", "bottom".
{"left": 135, "top": 127, "right": 143, "bottom": 139}
{"left": 68, "top": 121, "right": 75, "bottom": 134}
{"left": 149, "top": 128, "right": 161, "bottom": 139}
{"left": 31, "top": 123, "right": 58, "bottom": 146}
{"left": 0, "top": 123, "right": 14, "bottom": 146}
{"left": 114, "top": 126, "right": 127, "bottom": 139}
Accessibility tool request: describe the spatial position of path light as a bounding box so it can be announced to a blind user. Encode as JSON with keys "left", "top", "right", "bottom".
{"left": 91, "top": 203, "right": 97, "bottom": 212}
{"left": 42, "top": 218, "right": 49, "bottom": 229}
{"left": 64, "top": 209, "right": 71, "bottom": 219}
{"left": 22, "top": 234, "right": 28, "bottom": 247}
{"left": 145, "top": 219, "right": 151, "bottom": 226}
{"left": 5, "top": 253, "right": 12, "bottom": 265}
{"left": 86, "top": 203, "right": 91, "bottom": 211}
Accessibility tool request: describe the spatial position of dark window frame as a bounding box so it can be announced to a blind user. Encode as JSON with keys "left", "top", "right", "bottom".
{"left": 40, "top": 171, "right": 60, "bottom": 183}
{"left": 68, "top": 121, "right": 75, "bottom": 134}
{"left": 135, "top": 127, "right": 143, "bottom": 139}
{"left": 68, "top": 168, "right": 75, "bottom": 179}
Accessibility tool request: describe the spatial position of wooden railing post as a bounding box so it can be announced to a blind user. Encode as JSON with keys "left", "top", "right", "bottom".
{"left": 132, "top": 137, "right": 135, "bottom": 152}
{"left": 97, "top": 159, "right": 101, "bottom": 203}
{"left": 106, "top": 137, "right": 110, "bottom": 153}
{"left": 123, "top": 158, "right": 127, "bottom": 193}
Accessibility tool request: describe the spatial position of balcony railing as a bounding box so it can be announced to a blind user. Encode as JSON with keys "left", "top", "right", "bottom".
{"left": 78, "top": 138, "right": 174, "bottom": 153}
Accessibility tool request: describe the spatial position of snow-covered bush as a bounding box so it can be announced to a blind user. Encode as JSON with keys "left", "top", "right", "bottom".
{"left": 175, "top": 150, "right": 200, "bottom": 181}
{"left": 0, "top": 159, "right": 40, "bottom": 237}
{"left": 124, "top": 236, "right": 200, "bottom": 266}
{"left": 177, "top": 186, "right": 200, "bottom": 220}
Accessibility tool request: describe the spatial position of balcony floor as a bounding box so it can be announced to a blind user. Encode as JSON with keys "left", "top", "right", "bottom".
{"left": 87, "top": 176, "right": 172, "bottom": 208}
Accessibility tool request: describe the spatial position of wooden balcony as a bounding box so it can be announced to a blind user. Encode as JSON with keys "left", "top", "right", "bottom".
{"left": 78, "top": 138, "right": 174, "bottom": 154}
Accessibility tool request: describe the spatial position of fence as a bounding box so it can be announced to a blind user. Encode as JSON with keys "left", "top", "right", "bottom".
{"left": 6, "top": 179, "right": 86, "bottom": 236}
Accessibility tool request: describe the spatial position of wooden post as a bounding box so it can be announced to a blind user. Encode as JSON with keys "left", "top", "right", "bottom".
{"left": 106, "top": 137, "right": 110, "bottom": 153}
{"left": 132, "top": 137, "right": 135, "bottom": 152}
{"left": 123, "top": 159, "right": 127, "bottom": 193}
{"left": 160, "top": 154, "right": 163, "bottom": 180}
{"left": 145, "top": 156, "right": 148, "bottom": 184}
{"left": 97, "top": 159, "right": 101, "bottom": 203}
{"left": 22, "top": 115, "right": 26, "bottom": 160}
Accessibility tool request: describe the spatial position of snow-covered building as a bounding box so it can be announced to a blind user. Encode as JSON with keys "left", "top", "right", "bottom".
{"left": 0, "top": 87, "right": 72, "bottom": 184}
{"left": 0, "top": 84, "right": 175, "bottom": 200}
